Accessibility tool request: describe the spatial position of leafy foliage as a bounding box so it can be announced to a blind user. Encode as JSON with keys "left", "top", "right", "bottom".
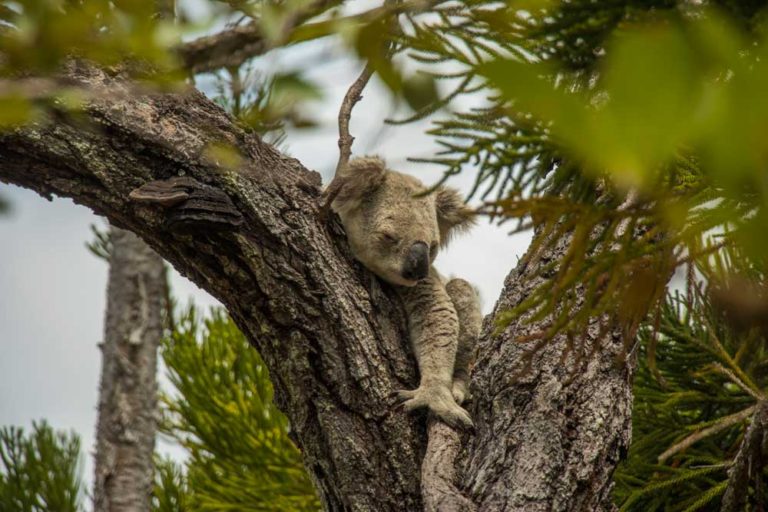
{"left": 0, "top": 0, "right": 335, "bottom": 131}
{"left": 209, "top": 65, "right": 321, "bottom": 148}
{"left": 158, "top": 306, "right": 319, "bottom": 511}
{"left": 379, "top": 0, "right": 768, "bottom": 361}
{"left": 0, "top": 0, "right": 179, "bottom": 74}
{"left": 0, "top": 0, "right": 185, "bottom": 127}
{"left": 153, "top": 457, "right": 193, "bottom": 512}
{"left": 0, "top": 421, "right": 84, "bottom": 512}
{"left": 615, "top": 286, "right": 768, "bottom": 511}
{"left": 389, "top": 4, "right": 768, "bottom": 506}
{"left": 0, "top": 308, "right": 317, "bottom": 512}
{"left": 9, "top": 0, "right": 767, "bottom": 354}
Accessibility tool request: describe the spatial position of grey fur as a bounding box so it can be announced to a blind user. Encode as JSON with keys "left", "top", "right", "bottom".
{"left": 331, "top": 156, "right": 481, "bottom": 429}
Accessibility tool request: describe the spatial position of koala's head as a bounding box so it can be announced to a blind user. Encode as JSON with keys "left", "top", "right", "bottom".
{"left": 331, "top": 156, "right": 475, "bottom": 287}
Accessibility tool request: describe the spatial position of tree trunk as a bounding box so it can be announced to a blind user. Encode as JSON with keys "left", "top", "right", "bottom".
{"left": 0, "top": 65, "right": 634, "bottom": 511}
{"left": 462, "top": 231, "right": 634, "bottom": 511}
{"left": 92, "top": 227, "right": 165, "bottom": 512}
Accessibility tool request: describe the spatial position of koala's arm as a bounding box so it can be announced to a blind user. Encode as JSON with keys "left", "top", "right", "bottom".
{"left": 400, "top": 270, "right": 458, "bottom": 388}
{"left": 445, "top": 278, "right": 482, "bottom": 404}
{"left": 397, "top": 269, "right": 473, "bottom": 428}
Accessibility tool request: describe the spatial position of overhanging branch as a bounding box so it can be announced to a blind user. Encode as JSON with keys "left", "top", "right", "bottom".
{"left": 177, "top": 0, "right": 338, "bottom": 74}
{"left": 176, "top": 0, "right": 443, "bottom": 74}
{"left": 178, "top": 20, "right": 267, "bottom": 74}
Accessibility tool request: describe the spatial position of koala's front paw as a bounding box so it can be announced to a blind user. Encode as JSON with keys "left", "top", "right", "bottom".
{"left": 394, "top": 385, "right": 473, "bottom": 430}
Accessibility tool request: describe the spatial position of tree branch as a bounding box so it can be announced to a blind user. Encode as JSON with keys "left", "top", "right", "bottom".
{"left": 422, "top": 419, "right": 476, "bottom": 512}
{"left": 721, "top": 400, "right": 768, "bottom": 512}
{"left": 658, "top": 405, "right": 756, "bottom": 464}
{"left": 177, "top": 0, "right": 338, "bottom": 74}
{"left": 322, "top": 0, "right": 403, "bottom": 215}
{"left": 177, "top": 0, "right": 443, "bottom": 74}
{"left": 178, "top": 20, "right": 267, "bottom": 75}
{"left": 320, "top": 64, "right": 374, "bottom": 217}
{"left": 335, "top": 64, "right": 374, "bottom": 174}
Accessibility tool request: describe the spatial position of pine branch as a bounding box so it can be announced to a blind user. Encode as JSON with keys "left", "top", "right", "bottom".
{"left": 657, "top": 405, "right": 756, "bottom": 464}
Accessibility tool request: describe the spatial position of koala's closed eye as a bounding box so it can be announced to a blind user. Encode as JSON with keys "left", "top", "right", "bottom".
{"left": 377, "top": 232, "right": 399, "bottom": 245}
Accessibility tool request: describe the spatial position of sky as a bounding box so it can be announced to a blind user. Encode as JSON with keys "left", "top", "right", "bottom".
{"left": 0, "top": 4, "right": 532, "bottom": 494}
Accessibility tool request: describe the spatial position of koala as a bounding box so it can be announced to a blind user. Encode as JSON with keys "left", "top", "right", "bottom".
{"left": 331, "top": 156, "right": 482, "bottom": 429}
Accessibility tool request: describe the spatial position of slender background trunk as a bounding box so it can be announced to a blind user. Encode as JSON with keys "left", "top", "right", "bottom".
{"left": 93, "top": 227, "right": 166, "bottom": 512}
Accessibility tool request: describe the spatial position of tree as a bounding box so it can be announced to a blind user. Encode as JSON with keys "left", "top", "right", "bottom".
{"left": 2, "top": 0, "right": 767, "bottom": 510}
{"left": 0, "top": 421, "right": 84, "bottom": 512}
{"left": 0, "top": 64, "right": 630, "bottom": 511}
{"left": 91, "top": 226, "right": 167, "bottom": 512}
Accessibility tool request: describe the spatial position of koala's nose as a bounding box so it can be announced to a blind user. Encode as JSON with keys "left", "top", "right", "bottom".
{"left": 401, "top": 242, "right": 430, "bottom": 281}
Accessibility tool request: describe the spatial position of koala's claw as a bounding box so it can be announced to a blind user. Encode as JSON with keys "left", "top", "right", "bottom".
{"left": 394, "top": 385, "right": 474, "bottom": 430}
{"left": 393, "top": 389, "right": 417, "bottom": 402}
{"left": 451, "top": 380, "right": 469, "bottom": 405}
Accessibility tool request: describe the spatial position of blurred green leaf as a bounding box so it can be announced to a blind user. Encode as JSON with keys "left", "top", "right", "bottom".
{"left": 0, "top": 0, "right": 184, "bottom": 123}
{"left": 271, "top": 71, "right": 322, "bottom": 106}
{"left": 203, "top": 142, "right": 244, "bottom": 171}
{"left": 354, "top": 16, "right": 401, "bottom": 92}
{"left": 482, "top": 8, "right": 768, "bottom": 195}
{"left": 402, "top": 72, "right": 439, "bottom": 113}
{"left": 0, "top": 96, "right": 38, "bottom": 128}
{"left": 595, "top": 20, "right": 699, "bottom": 185}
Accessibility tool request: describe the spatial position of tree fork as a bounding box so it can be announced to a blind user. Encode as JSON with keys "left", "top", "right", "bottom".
{"left": 0, "top": 65, "right": 635, "bottom": 510}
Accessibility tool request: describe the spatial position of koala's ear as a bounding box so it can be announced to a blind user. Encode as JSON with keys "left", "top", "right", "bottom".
{"left": 331, "top": 156, "right": 387, "bottom": 213}
{"left": 436, "top": 187, "right": 475, "bottom": 245}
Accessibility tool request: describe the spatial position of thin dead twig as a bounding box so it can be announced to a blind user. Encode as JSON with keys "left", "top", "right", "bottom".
{"left": 319, "top": 64, "right": 374, "bottom": 219}
{"left": 335, "top": 64, "right": 375, "bottom": 174}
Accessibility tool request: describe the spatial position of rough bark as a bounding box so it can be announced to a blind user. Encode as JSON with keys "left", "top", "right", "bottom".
{"left": 462, "top": 231, "right": 635, "bottom": 512}
{"left": 0, "top": 65, "right": 635, "bottom": 511}
{"left": 721, "top": 400, "right": 768, "bottom": 512}
{"left": 422, "top": 419, "right": 477, "bottom": 512}
{"left": 93, "top": 227, "right": 165, "bottom": 512}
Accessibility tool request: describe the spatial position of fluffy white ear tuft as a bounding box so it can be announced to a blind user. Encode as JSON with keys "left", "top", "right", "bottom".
{"left": 331, "top": 156, "right": 387, "bottom": 214}
{"left": 436, "top": 187, "right": 475, "bottom": 246}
